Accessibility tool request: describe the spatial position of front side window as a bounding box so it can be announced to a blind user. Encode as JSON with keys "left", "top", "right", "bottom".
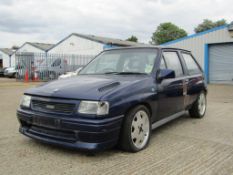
{"left": 80, "top": 49, "right": 158, "bottom": 75}
{"left": 163, "top": 51, "right": 184, "bottom": 77}
{"left": 182, "top": 53, "right": 201, "bottom": 75}
{"left": 160, "top": 57, "right": 166, "bottom": 69}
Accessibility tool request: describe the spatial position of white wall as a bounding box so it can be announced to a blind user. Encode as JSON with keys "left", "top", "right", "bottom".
{"left": 13, "top": 43, "right": 44, "bottom": 68}
{"left": 48, "top": 35, "right": 104, "bottom": 55}
{"left": 10, "top": 54, "right": 15, "bottom": 67}
{"left": 17, "top": 43, "right": 43, "bottom": 53}
{"left": 162, "top": 27, "right": 233, "bottom": 68}
{"left": 0, "top": 51, "right": 10, "bottom": 67}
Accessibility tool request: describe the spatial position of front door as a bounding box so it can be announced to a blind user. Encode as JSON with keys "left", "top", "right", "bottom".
{"left": 157, "top": 51, "right": 186, "bottom": 119}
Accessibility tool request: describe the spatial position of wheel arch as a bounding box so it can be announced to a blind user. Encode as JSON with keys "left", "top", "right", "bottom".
{"left": 125, "top": 102, "right": 152, "bottom": 118}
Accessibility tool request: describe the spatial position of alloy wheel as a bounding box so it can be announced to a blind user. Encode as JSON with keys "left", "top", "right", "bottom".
{"left": 198, "top": 93, "right": 206, "bottom": 116}
{"left": 131, "top": 110, "right": 150, "bottom": 149}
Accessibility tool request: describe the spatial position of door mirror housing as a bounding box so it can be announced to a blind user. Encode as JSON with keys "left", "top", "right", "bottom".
{"left": 157, "top": 69, "right": 175, "bottom": 82}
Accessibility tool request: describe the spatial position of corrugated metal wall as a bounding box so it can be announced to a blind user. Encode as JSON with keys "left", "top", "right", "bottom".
{"left": 209, "top": 43, "right": 233, "bottom": 84}
{"left": 162, "top": 26, "right": 233, "bottom": 68}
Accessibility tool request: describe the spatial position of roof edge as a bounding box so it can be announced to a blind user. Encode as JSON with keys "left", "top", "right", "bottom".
{"left": 28, "top": 42, "right": 54, "bottom": 51}
{"left": 0, "top": 48, "right": 15, "bottom": 56}
{"left": 46, "top": 33, "right": 73, "bottom": 52}
{"left": 47, "top": 33, "right": 142, "bottom": 52}
{"left": 16, "top": 42, "right": 44, "bottom": 52}
{"left": 161, "top": 25, "right": 228, "bottom": 46}
{"left": 26, "top": 42, "right": 45, "bottom": 51}
{"left": 0, "top": 49, "right": 10, "bottom": 55}
{"left": 16, "top": 42, "right": 54, "bottom": 52}
{"left": 72, "top": 33, "right": 139, "bottom": 46}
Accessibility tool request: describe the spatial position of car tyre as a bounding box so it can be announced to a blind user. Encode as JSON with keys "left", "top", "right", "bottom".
{"left": 120, "top": 105, "right": 151, "bottom": 152}
{"left": 189, "top": 92, "right": 207, "bottom": 118}
{"left": 11, "top": 73, "right": 16, "bottom": 78}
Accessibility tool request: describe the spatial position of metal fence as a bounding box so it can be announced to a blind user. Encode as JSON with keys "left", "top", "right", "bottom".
{"left": 15, "top": 52, "right": 94, "bottom": 81}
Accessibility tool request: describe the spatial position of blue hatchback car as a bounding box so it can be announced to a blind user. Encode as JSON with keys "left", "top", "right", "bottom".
{"left": 17, "top": 47, "right": 207, "bottom": 152}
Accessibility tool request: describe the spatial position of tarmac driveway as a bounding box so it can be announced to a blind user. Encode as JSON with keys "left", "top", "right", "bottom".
{"left": 0, "top": 78, "right": 233, "bottom": 175}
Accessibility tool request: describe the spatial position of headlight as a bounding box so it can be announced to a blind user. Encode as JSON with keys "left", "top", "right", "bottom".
{"left": 20, "top": 95, "right": 31, "bottom": 108}
{"left": 78, "top": 101, "right": 109, "bottom": 115}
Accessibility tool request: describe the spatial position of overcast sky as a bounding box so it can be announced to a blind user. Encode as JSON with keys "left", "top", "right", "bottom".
{"left": 0, "top": 0, "right": 232, "bottom": 48}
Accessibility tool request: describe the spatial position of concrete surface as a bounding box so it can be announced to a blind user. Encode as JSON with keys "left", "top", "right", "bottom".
{"left": 0, "top": 78, "right": 233, "bottom": 175}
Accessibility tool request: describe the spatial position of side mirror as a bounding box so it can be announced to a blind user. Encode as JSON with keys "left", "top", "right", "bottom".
{"left": 157, "top": 69, "right": 175, "bottom": 82}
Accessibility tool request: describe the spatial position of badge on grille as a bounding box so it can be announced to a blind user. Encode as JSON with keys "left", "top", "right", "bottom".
{"left": 46, "top": 104, "right": 55, "bottom": 109}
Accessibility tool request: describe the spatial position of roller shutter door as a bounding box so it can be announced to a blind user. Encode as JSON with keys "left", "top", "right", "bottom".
{"left": 209, "top": 43, "right": 233, "bottom": 84}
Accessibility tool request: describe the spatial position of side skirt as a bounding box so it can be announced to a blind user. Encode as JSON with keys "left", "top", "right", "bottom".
{"left": 152, "top": 111, "right": 186, "bottom": 130}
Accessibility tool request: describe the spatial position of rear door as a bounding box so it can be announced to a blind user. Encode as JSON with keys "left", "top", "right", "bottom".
{"left": 180, "top": 51, "right": 205, "bottom": 106}
{"left": 157, "top": 50, "right": 187, "bottom": 119}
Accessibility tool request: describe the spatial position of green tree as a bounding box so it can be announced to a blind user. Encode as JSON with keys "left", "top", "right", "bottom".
{"left": 126, "top": 35, "right": 138, "bottom": 42}
{"left": 194, "top": 19, "right": 227, "bottom": 33}
{"left": 215, "top": 19, "right": 227, "bottom": 27}
{"left": 151, "top": 22, "right": 187, "bottom": 45}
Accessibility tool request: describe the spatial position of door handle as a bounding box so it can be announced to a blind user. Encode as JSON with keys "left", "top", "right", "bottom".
{"left": 183, "top": 79, "right": 188, "bottom": 96}
{"left": 183, "top": 79, "right": 189, "bottom": 85}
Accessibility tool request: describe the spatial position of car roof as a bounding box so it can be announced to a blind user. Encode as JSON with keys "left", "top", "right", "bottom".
{"left": 104, "top": 45, "right": 191, "bottom": 53}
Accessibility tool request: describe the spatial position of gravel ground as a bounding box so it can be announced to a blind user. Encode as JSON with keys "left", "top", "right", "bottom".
{"left": 0, "top": 78, "right": 233, "bottom": 175}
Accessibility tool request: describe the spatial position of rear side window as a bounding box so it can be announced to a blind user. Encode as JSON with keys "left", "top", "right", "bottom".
{"left": 163, "top": 51, "right": 183, "bottom": 77}
{"left": 182, "top": 53, "right": 201, "bottom": 75}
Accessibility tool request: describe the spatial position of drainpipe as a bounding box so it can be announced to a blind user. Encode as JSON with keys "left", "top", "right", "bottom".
{"left": 9, "top": 54, "right": 12, "bottom": 67}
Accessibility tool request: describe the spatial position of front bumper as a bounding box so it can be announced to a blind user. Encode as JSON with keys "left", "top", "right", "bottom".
{"left": 17, "top": 109, "right": 124, "bottom": 151}
{"left": 4, "top": 72, "right": 15, "bottom": 77}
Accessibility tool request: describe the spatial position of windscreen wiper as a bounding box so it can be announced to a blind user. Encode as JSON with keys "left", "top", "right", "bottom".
{"left": 104, "top": 72, "right": 120, "bottom": 74}
{"left": 104, "top": 72, "right": 147, "bottom": 75}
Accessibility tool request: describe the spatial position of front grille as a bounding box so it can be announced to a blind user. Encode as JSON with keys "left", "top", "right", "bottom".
{"left": 29, "top": 125, "right": 76, "bottom": 142}
{"left": 31, "top": 99, "right": 76, "bottom": 114}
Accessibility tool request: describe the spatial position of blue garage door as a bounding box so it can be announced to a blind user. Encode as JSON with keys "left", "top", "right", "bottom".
{"left": 209, "top": 43, "right": 233, "bottom": 84}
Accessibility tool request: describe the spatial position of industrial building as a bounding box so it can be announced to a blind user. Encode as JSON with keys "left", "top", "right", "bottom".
{"left": 48, "top": 33, "right": 141, "bottom": 55}
{"left": 0, "top": 48, "right": 15, "bottom": 68}
{"left": 10, "top": 42, "right": 55, "bottom": 67}
{"left": 161, "top": 23, "right": 233, "bottom": 84}
{"left": 16, "top": 42, "right": 54, "bottom": 53}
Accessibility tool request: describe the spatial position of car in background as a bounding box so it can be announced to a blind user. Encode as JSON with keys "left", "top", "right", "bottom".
{"left": 4, "top": 67, "right": 17, "bottom": 78}
{"left": 0, "top": 67, "right": 7, "bottom": 77}
{"left": 4, "top": 65, "right": 25, "bottom": 78}
{"left": 17, "top": 46, "right": 207, "bottom": 152}
{"left": 58, "top": 67, "right": 83, "bottom": 79}
{"left": 37, "top": 58, "right": 70, "bottom": 80}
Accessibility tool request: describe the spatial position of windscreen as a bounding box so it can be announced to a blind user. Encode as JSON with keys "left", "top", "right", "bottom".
{"left": 79, "top": 48, "right": 158, "bottom": 75}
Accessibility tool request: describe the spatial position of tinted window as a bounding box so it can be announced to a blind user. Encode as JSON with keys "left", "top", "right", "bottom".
{"left": 182, "top": 53, "right": 201, "bottom": 75}
{"left": 163, "top": 52, "right": 183, "bottom": 77}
